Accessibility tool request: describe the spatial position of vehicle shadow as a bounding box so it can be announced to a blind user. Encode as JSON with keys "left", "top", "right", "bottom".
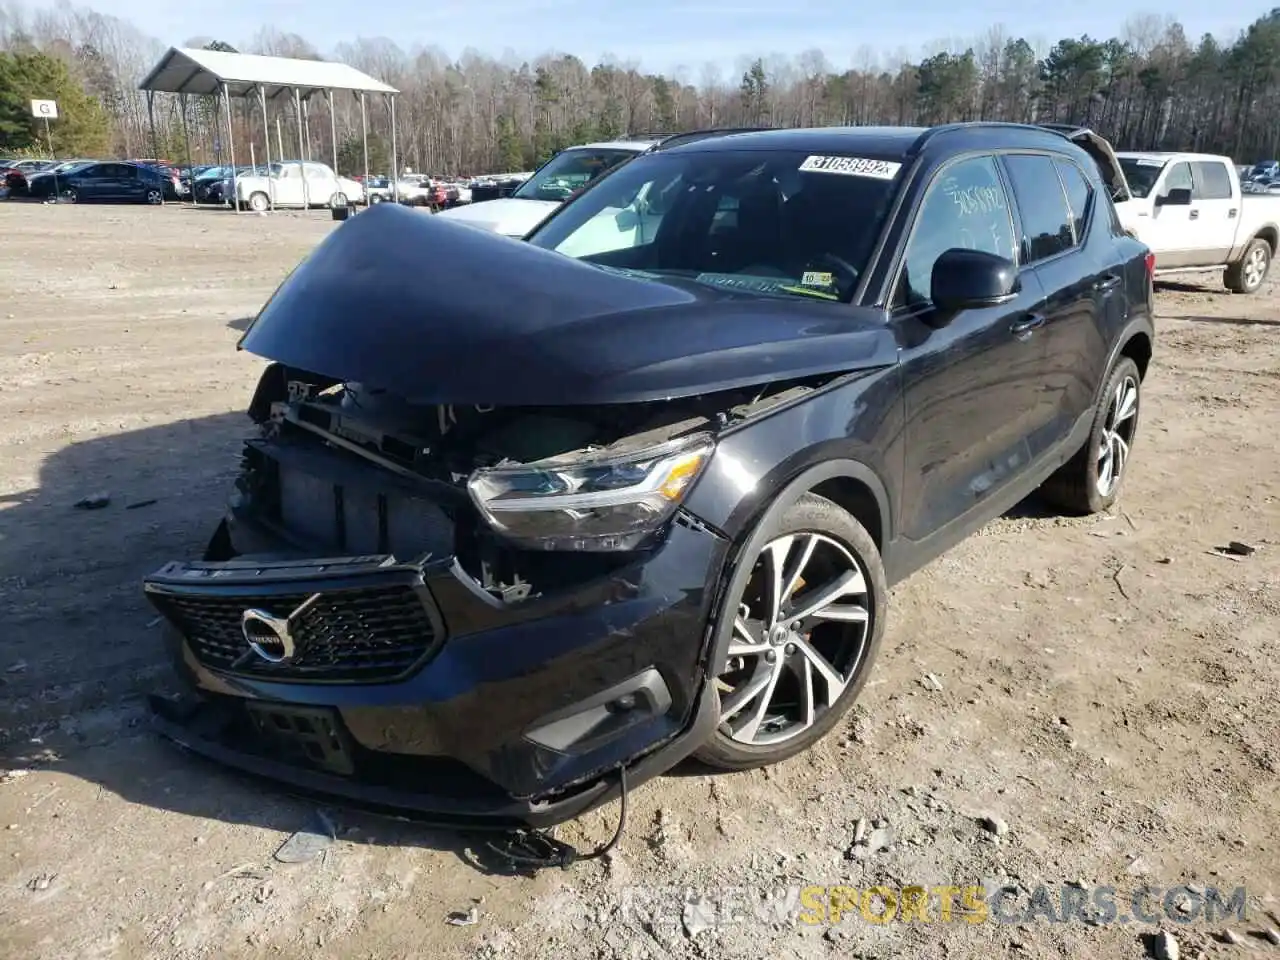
{"left": 1153, "top": 280, "right": 1213, "bottom": 294}
{"left": 0, "top": 410, "right": 571, "bottom": 876}
{"left": 227, "top": 316, "right": 253, "bottom": 332}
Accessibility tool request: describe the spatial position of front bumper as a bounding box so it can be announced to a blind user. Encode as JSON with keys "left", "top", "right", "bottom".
{"left": 144, "top": 511, "right": 729, "bottom": 828}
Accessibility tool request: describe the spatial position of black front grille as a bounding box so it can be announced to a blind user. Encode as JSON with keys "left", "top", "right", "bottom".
{"left": 151, "top": 583, "right": 437, "bottom": 683}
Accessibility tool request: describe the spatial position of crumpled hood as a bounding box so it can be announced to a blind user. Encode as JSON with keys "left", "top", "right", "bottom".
{"left": 238, "top": 203, "right": 897, "bottom": 406}
{"left": 433, "top": 196, "right": 561, "bottom": 236}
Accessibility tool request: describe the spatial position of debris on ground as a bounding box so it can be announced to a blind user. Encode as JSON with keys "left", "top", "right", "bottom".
{"left": 979, "top": 815, "right": 1010, "bottom": 837}
{"left": 72, "top": 493, "right": 110, "bottom": 510}
{"left": 1151, "top": 930, "right": 1179, "bottom": 960}
{"left": 447, "top": 906, "right": 481, "bottom": 926}
{"left": 274, "top": 822, "right": 335, "bottom": 864}
{"left": 1224, "top": 540, "right": 1257, "bottom": 556}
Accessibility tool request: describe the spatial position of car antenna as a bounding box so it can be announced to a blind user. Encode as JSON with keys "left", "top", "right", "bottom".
{"left": 484, "top": 766, "right": 629, "bottom": 870}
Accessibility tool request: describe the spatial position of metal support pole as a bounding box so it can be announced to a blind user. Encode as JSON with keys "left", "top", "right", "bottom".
{"left": 259, "top": 86, "right": 273, "bottom": 211}
{"left": 327, "top": 89, "right": 338, "bottom": 178}
{"left": 146, "top": 90, "right": 159, "bottom": 163}
{"left": 223, "top": 82, "right": 238, "bottom": 213}
{"left": 294, "top": 88, "right": 309, "bottom": 209}
{"left": 179, "top": 93, "right": 194, "bottom": 205}
{"left": 276, "top": 114, "right": 284, "bottom": 162}
{"left": 359, "top": 91, "right": 370, "bottom": 193}
{"left": 389, "top": 94, "right": 399, "bottom": 204}
{"left": 302, "top": 95, "right": 312, "bottom": 161}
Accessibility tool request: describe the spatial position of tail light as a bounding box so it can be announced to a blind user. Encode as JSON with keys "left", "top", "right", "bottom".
{"left": 1144, "top": 252, "right": 1156, "bottom": 278}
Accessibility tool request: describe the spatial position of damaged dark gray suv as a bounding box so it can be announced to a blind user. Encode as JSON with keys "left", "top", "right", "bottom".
{"left": 145, "top": 123, "right": 1154, "bottom": 830}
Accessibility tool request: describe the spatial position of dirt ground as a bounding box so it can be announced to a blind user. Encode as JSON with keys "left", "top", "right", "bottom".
{"left": 0, "top": 202, "right": 1277, "bottom": 960}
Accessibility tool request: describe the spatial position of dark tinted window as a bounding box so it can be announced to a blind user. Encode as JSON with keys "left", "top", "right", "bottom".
{"left": 529, "top": 149, "right": 902, "bottom": 302}
{"left": 75, "top": 164, "right": 105, "bottom": 179}
{"left": 100, "top": 163, "right": 134, "bottom": 178}
{"left": 1003, "top": 154, "right": 1074, "bottom": 263}
{"left": 1054, "top": 158, "right": 1094, "bottom": 243}
{"left": 898, "top": 155, "right": 1015, "bottom": 306}
{"left": 1162, "top": 161, "right": 1193, "bottom": 197}
{"left": 1191, "top": 160, "right": 1233, "bottom": 200}
{"left": 513, "top": 148, "right": 639, "bottom": 201}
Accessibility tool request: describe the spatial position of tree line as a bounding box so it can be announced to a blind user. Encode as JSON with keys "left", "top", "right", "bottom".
{"left": 2, "top": 1, "right": 1280, "bottom": 177}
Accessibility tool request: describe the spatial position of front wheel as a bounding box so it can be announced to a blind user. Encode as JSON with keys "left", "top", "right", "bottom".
{"left": 1038, "top": 356, "right": 1142, "bottom": 515}
{"left": 60, "top": 187, "right": 78, "bottom": 204}
{"left": 248, "top": 191, "right": 270, "bottom": 213}
{"left": 694, "top": 493, "right": 887, "bottom": 771}
{"left": 144, "top": 187, "right": 163, "bottom": 205}
{"left": 328, "top": 192, "right": 350, "bottom": 209}
{"left": 1224, "top": 237, "right": 1271, "bottom": 294}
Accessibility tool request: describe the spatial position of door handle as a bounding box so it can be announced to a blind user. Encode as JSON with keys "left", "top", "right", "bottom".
{"left": 1094, "top": 274, "right": 1122, "bottom": 292}
{"left": 1229, "top": 208, "right": 1238, "bottom": 218}
{"left": 1010, "top": 314, "right": 1045, "bottom": 339}
{"left": 1189, "top": 209, "right": 1199, "bottom": 219}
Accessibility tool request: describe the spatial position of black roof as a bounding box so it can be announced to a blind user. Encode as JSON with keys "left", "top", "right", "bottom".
{"left": 664, "top": 122, "right": 1083, "bottom": 160}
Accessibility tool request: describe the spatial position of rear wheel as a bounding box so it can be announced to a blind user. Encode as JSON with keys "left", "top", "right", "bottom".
{"left": 248, "top": 191, "right": 270, "bottom": 213}
{"left": 328, "top": 191, "right": 349, "bottom": 209}
{"left": 694, "top": 493, "right": 887, "bottom": 770}
{"left": 144, "top": 187, "right": 163, "bottom": 205}
{"left": 1038, "top": 356, "right": 1142, "bottom": 515}
{"left": 1224, "top": 237, "right": 1270, "bottom": 294}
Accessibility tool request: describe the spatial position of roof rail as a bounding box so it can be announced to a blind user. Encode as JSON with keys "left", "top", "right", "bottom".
{"left": 641, "top": 127, "right": 775, "bottom": 153}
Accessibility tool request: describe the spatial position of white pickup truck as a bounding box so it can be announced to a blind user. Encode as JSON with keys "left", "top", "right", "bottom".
{"left": 1056, "top": 128, "right": 1280, "bottom": 294}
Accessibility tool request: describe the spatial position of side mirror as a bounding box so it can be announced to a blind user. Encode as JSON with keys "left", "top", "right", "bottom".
{"left": 929, "top": 248, "right": 1020, "bottom": 321}
{"left": 1156, "top": 187, "right": 1191, "bottom": 206}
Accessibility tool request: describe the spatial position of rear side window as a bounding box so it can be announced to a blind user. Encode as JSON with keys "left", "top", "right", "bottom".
{"left": 1054, "top": 158, "right": 1094, "bottom": 243}
{"left": 1191, "top": 161, "right": 1233, "bottom": 200}
{"left": 1003, "top": 154, "right": 1074, "bottom": 263}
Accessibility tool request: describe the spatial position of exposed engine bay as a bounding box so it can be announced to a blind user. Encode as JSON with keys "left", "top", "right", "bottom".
{"left": 224, "top": 363, "right": 835, "bottom": 603}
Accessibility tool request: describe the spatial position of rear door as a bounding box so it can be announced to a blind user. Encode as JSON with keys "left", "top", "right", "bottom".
{"left": 1189, "top": 159, "right": 1238, "bottom": 263}
{"left": 999, "top": 153, "right": 1113, "bottom": 448}
{"left": 895, "top": 154, "right": 1051, "bottom": 542}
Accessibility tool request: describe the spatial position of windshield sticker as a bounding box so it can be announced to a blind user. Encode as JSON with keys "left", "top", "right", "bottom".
{"left": 1135, "top": 158, "right": 1165, "bottom": 167}
{"left": 801, "top": 271, "right": 835, "bottom": 287}
{"left": 799, "top": 155, "right": 902, "bottom": 180}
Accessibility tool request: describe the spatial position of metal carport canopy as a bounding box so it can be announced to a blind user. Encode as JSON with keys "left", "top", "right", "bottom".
{"left": 138, "top": 47, "right": 398, "bottom": 100}
{"left": 138, "top": 47, "right": 400, "bottom": 212}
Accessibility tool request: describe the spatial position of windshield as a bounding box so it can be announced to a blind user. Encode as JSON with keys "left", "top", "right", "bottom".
{"left": 1118, "top": 157, "right": 1166, "bottom": 198}
{"left": 527, "top": 149, "right": 901, "bottom": 302}
{"left": 512, "top": 148, "right": 639, "bottom": 202}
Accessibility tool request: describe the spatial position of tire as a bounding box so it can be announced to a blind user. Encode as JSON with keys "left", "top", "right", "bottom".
{"left": 248, "top": 191, "right": 270, "bottom": 213}
{"left": 1038, "top": 356, "right": 1142, "bottom": 515}
{"left": 144, "top": 188, "right": 163, "bottom": 205}
{"left": 1224, "top": 237, "right": 1271, "bottom": 294}
{"left": 60, "top": 187, "right": 78, "bottom": 204}
{"left": 328, "top": 192, "right": 349, "bottom": 209}
{"left": 693, "top": 493, "right": 888, "bottom": 771}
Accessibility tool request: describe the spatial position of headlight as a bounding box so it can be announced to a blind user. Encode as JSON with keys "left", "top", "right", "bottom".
{"left": 467, "top": 435, "right": 714, "bottom": 551}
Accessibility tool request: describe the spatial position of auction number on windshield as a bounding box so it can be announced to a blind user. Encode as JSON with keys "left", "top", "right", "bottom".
{"left": 799, "top": 155, "right": 903, "bottom": 180}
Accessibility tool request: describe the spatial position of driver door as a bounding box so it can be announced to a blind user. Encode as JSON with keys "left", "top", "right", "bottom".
{"left": 895, "top": 154, "right": 1052, "bottom": 548}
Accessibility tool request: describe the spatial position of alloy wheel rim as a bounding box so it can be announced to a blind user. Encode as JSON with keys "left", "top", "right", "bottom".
{"left": 147, "top": 189, "right": 161, "bottom": 203}
{"left": 714, "top": 532, "right": 873, "bottom": 746}
{"left": 1096, "top": 374, "right": 1139, "bottom": 497}
{"left": 1244, "top": 247, "right": 1267, "bottom": 288}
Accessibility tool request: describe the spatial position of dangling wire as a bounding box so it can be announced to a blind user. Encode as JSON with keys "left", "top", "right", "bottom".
{"left": 485, "top": 766, "right": 629, "bottom": 870}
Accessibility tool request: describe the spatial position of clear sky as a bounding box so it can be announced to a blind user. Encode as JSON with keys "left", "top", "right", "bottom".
{"left": 34, "top": 0, "right": 1278, "bottom": 74}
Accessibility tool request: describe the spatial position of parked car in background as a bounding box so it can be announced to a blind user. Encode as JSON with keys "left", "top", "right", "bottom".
{"left": 363, "top": 176, "right": 394, "bottom": 204}
{"left": 144, "top": 122, "right": 1153, "bottom": 829}
{"left": 25, "top": 161, "right": 170, "bottom": 204}
{"left": 232, "top": 161, "right": 364, "bottom": 212}
{"left": 437, "top": 139, "right": 657, "bottom": 236}
{"left": 467, "top": 172, "right": 530, "bottom": 203}
{"left": 1109, "top": 150, "right": 1280, "bottom": 293}
{"left": 395, "top": 174, "right": 432, "bottom": 206}
{"left": 131, "top": 160, "right": 182, "bottom": 199}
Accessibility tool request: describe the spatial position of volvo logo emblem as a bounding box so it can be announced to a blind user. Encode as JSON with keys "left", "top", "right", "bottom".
{"left": 241, "top": 608, "right": 297, "bottom": 663}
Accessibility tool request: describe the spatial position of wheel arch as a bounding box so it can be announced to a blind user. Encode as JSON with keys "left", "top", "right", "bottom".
{"left": 1254, "top": 224, "right": 1278, "bottom": 255}
{"left": 1120, "top": 330, "right": 1152, "bottom": 381}
{"left": 698, "top": 458, "right": 891, "bottom": 681}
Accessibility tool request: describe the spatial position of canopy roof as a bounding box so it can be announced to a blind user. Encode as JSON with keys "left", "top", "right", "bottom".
{"left": 139, "top": 47, "right": 398, "bottom": 99}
